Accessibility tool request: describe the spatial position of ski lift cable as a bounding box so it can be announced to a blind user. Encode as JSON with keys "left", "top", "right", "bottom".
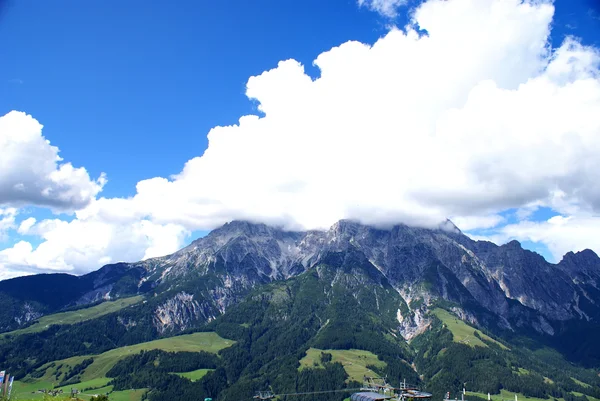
{"left": 254, "top": 388, "right": 364, "bottom": 399}
{"left": 255, "top": 387, "right": 431, "bottom": 399}
{"left": 277, "top": 388, "right": 364, "bottom": 396}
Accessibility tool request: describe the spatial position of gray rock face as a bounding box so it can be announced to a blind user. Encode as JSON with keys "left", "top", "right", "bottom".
{"left": 129, "top": 220, "right": 600, "bottom": 336}
{"left": 559, "top": 249, "right": 600, "bottom": 286}
{"left": 75, "top": 284, "right": 114, "bottom": 305}
{"left": 142, "top": 221, "right": 310, "bottom": 281}
{"left": 397, "top": 306, "right": 431, "bottom": 340}
{"left": 468, "top": 240, "right": 579, "bottom": 321}
{"left": 153, "top": 292, "right": 204, "bottom": 334}
{"left": 13, "top": 302, "right": 43, "bottom": 326}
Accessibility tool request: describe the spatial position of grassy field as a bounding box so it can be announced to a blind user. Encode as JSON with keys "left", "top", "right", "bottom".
{"left": 1, "top": 296, "right": 144, "bottom": 339}
{"left": 469, "top": 389, "right": 600, "bottom": 401}
{"left": 467, "top": 389, "right": 597, "bottom": 401}
{"left": 433, "top": 309, "right": 508, "bottom": 349}
{"left": 55, "top": 377, "right": 112, "bottom": 392}
{"left": 12, "top": 380, "right": 55, "bottom": 399}
{"left": 13, "top": 374, "right": 114, "bottom": 400}
{"left": 173, "top": 368, "right": 214, "bottom": 381}
{"left": 14, "top": 383, "right": 147, "bottom": 401}
{"left": 468, "top": 389, "right": 559, "bottom": 401}
{"left": 14, "top": 332, "right": 234, "bottom": 400}
{"left": 571, "top": 378, "right": 591, "bottom": 388}
{"left": 103, "top": 389, "right": 147, "bottom": 401}
{"left": 572, "top": 392, "right": 600, "bottom": 401}
{"left": 80, "top": 331, "right": 234, "bottom": 381}
{"left": 299, "top": 348, "right": 386, "bottom": 382}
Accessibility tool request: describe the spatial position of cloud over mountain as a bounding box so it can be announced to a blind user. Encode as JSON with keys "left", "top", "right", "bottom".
{"left": 1, "top": 0, "right": 600, "bottom": 277}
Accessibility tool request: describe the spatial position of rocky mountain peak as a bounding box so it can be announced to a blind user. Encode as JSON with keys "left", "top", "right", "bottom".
{"left": 328, "top": 219, "right": 368, "bottom": 244}
{"left": 557, "top": 249, "right": 600, "bottom": 289}
{"left": 559, "top": 249, "right": 600, "bottom": 268}
{"left": 210, "top": 220, "right": 277, "bottom": 237}
{"left": 504, "top": 239, "right": 523, "bottom": 249}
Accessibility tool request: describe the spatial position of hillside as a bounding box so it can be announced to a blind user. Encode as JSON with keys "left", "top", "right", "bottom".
{"left": 1, "top": 296, "right": 143, "bottom": 340}
{"left": 431, "top": 308, "right": 508, "bottom": 349}
{"left": 1, "top": 221, "right": 600, "bottom": 401}
{"left": 0, "top": 263, "right": 147, "bottom": 333}
{"left": 12, "top": 332, "right": 234, "bottom": 401}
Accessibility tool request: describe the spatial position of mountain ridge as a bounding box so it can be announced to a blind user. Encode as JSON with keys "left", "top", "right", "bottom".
{"left": 2, "top": 219, "right": 600, "bottom": 356}
{"left": 0, "top": 220, "right": 600, "bottom": 332}
{"left": 1, "top": 220, "right": 600, "bottom": 401}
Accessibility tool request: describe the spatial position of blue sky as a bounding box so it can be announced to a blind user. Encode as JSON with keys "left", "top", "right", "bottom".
{"left": 1, "top": 0, "right": 600, "bottom": 278}
{"left": 2, "top": 0, "right": 392, "bottom": 197}
{"left": 2, "top": 0, "right": 597, "bottom": 197}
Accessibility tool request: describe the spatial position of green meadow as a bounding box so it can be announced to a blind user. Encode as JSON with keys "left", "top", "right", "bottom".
{"left": 299, "top": 348, "right": 386, "bottom": 382}
{"left": 1, "top": 296, "right": 144, "bottom": 340}
{"left": 12, "top": 332, "right": 234, "bottom": 401}
{"left": 433, "top": 308, "right": 508, "bottom": 349}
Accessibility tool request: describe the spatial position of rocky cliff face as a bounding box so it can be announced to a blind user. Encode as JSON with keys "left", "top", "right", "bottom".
{"left": 153, "top": 292, "right": 205, "bottom": 334}
{"left": 11, "top": 302, "right": 43, "bottom": 327}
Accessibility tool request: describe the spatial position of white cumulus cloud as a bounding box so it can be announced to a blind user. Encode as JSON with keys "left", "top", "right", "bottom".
{"left": 451, "top": 215, "right": 506, "bottom": 232}
{"left": 0, "top": 111, "right": 106, "bottom": 211}
{"left": 2, "top": 0, "right": 600, "bottom": 278}
{"left": 0, "top": 213, "right": 189, "bottom": 277}
{"left": 0, "top": 208, "right": 18, "bottom": 241}
{"left": 17, "top": 217, "right": 36, "bottom": 235}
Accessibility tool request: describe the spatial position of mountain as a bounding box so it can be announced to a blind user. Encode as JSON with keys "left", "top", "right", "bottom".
{"left": 4, "top": 220, "right": 600, "bottom": 347}
{"left": 1, "top": 220, "right": 600, "bottom": 401}
{"left": 102, "top": 220, "right": 600, "bottom": 339}
{"left": 0, "top": 262, "right": 145, "bottom": 332}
